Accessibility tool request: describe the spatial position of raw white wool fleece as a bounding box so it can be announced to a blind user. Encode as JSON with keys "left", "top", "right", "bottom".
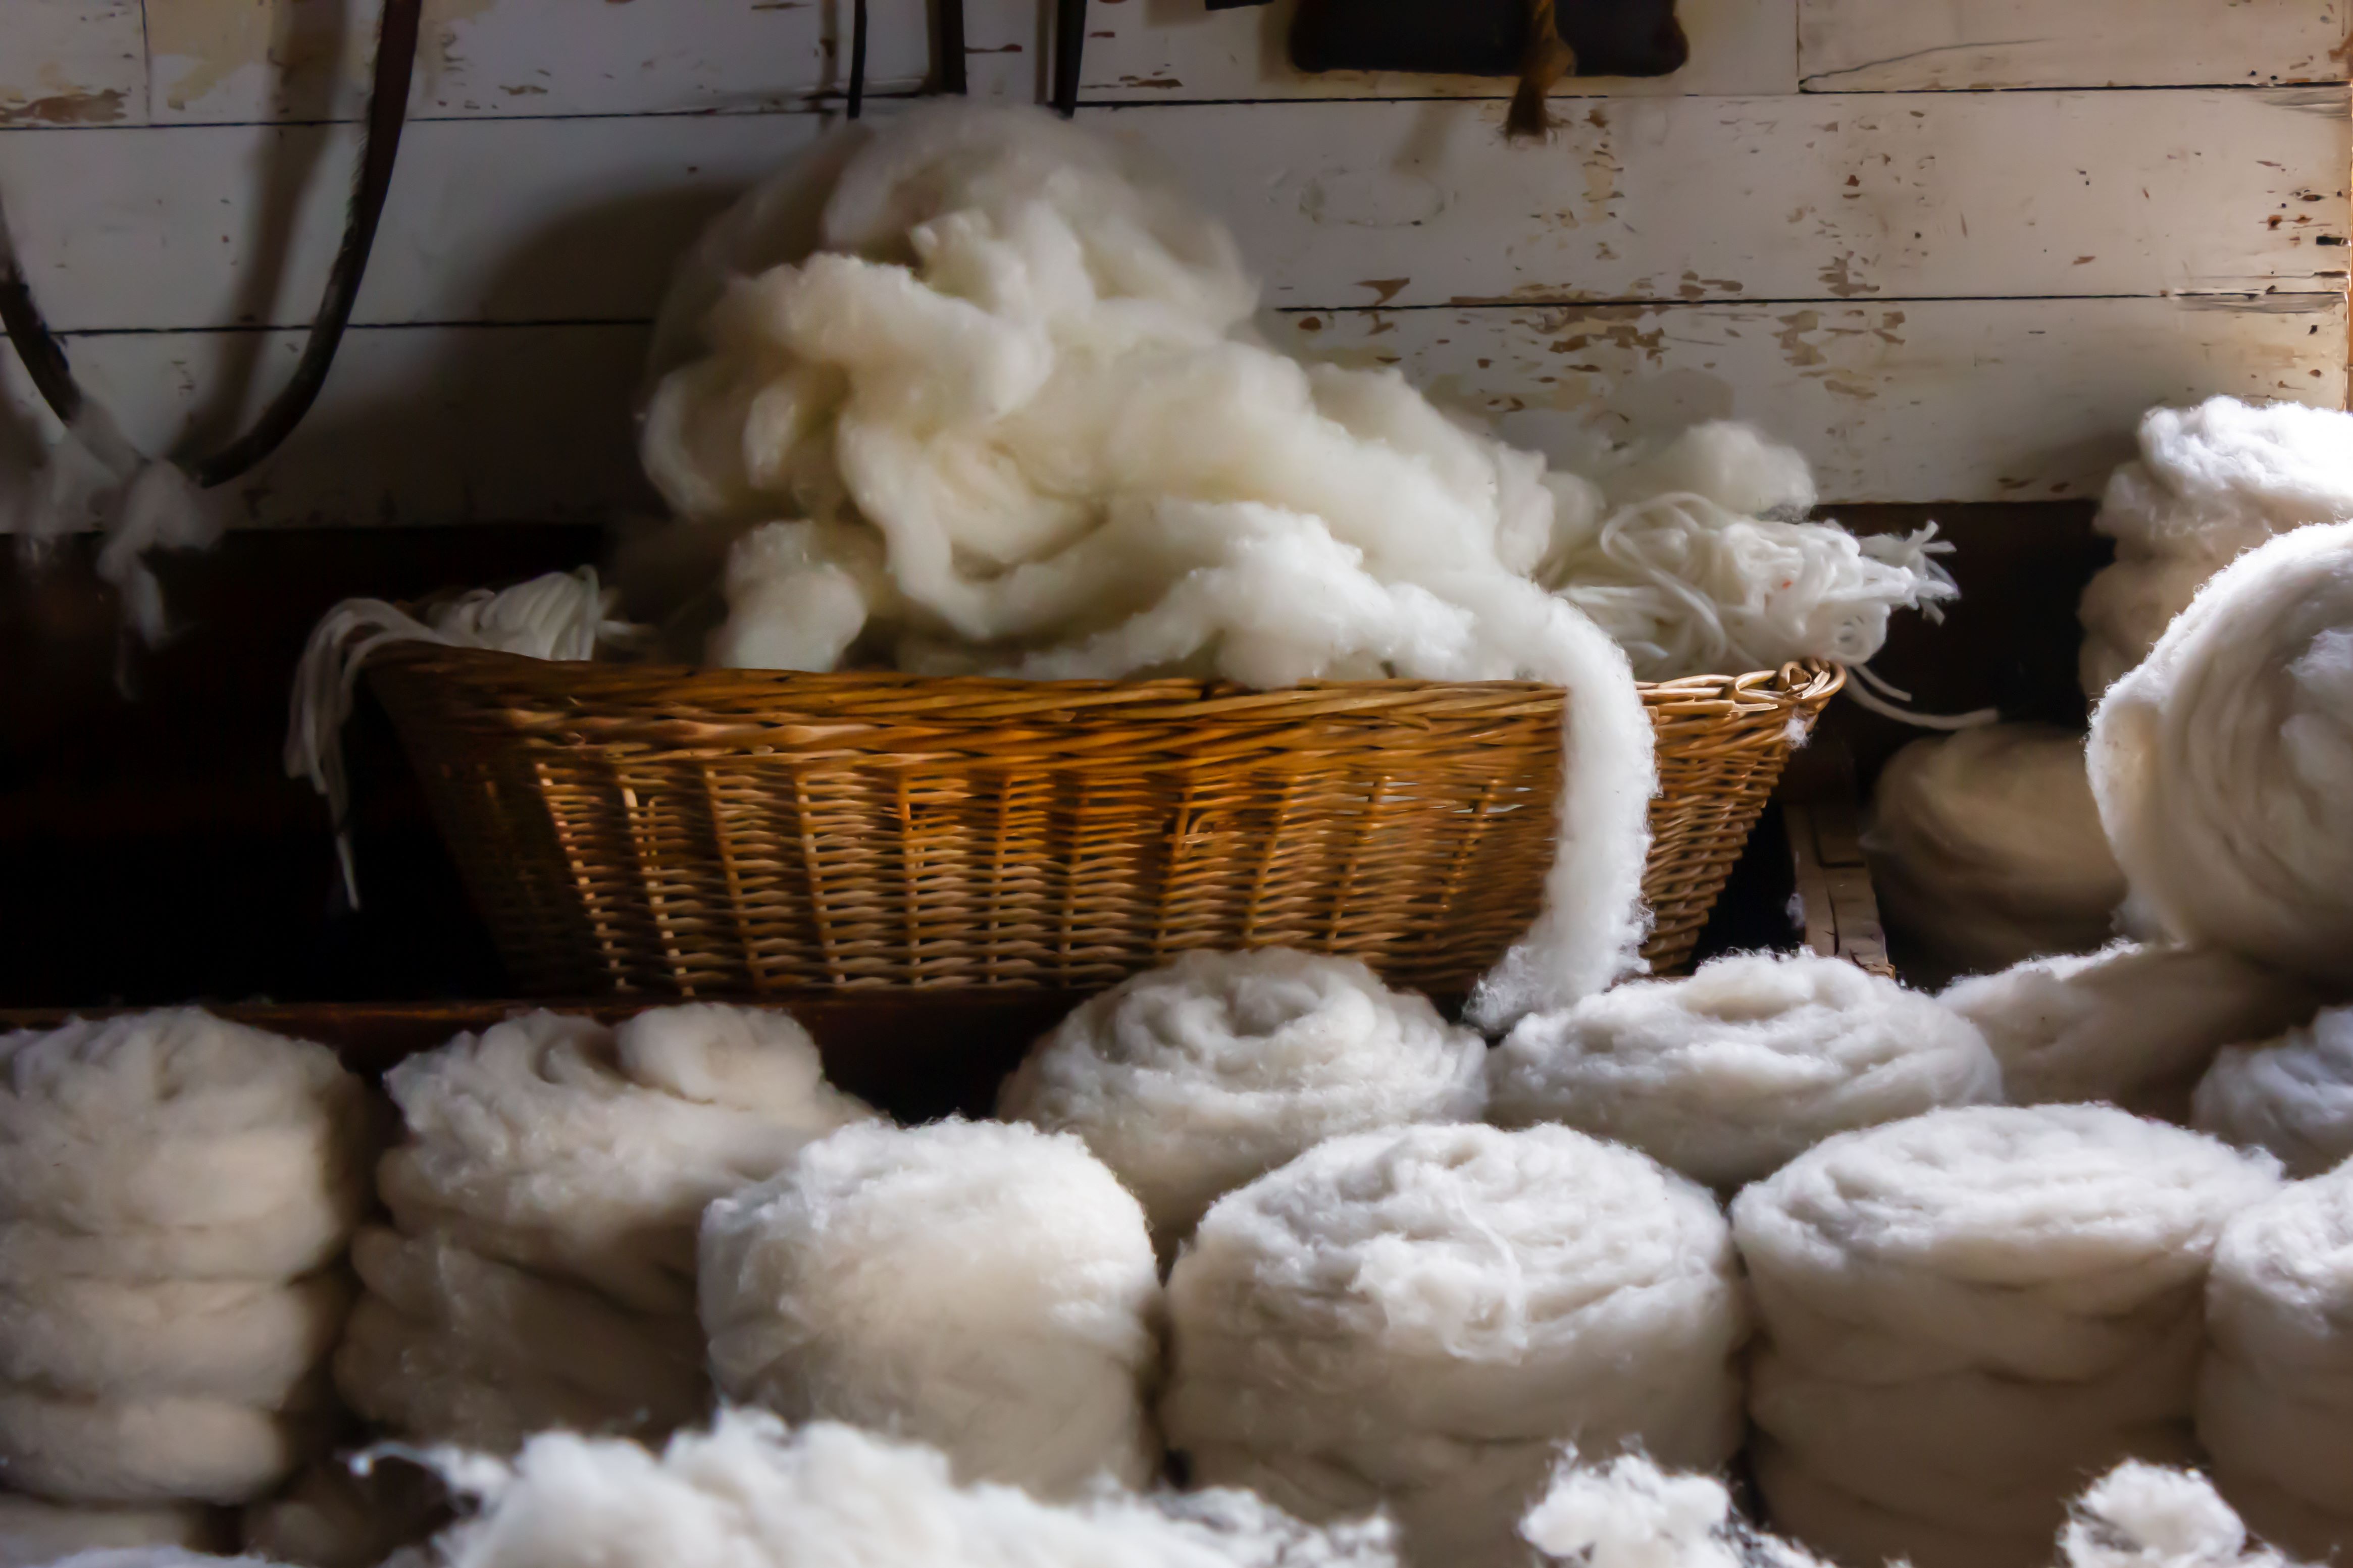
{"left": 0, "top": 1496, "right": 225, "bottom": 1568}
{"left": 2080, "top": 399, "right": 2353, "bottom": 698}
{"left": 0, "top": 1012, "right": 366, "bottom": 1254}
{"left": 1518, "top": 1448, "right": 1828, "bottom": 1568}
{"left": 0, "top": 1390, "right": 325, "bottom": 1507}
{"left": 2193, "top": 1007, "right": 2353, "bottom": 1178}
{"left": 2062, "top": 1462, "right": 2322, "bottom": 1568}
{"left": 1487, "top": 952, "right": 2000, "bottom": 1188}
{"left": 699, "top": 1118, "right": 1162, "bottom": 1498}
{"left": 2088, "top": 521, "right": 2353, "bottom": 989}
{"left": 1160, "top": 1123, "right": 1744, "bottom": 1568}
{"left": 428, "top": 1408, "right": 1396, "bottom": 1568}
{"left": 2204, "top": 1157, "right": 2353, "bottom": 1383}
{"left": 1730, "top": 1105, "right": 2279, "bottom": 1384}
{"left": 378, "top": 1006, "right": 877, "bottom": 1316}
{"left": 996, "top": 950, "right": 1487, "bottom": 1258}
{"left": 333, "top": 1226, "right": 706, "bottom": 1447}
{"left": 1940, "top": 943, "right": 2321, "bottom": 1120}
{"left": 1862, "top": 726, "right": 2126, "bottom": 982}
{"left": 0, "top": 1275, "right": 349, "bottom": 1405}
{"left": 2193, "top": 1355, "right": 2352, "bottom": 1521}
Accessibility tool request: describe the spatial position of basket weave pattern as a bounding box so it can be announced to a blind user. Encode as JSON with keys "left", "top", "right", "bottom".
{"left": 369, "top": 653, "right": 1843, "bottom": 998}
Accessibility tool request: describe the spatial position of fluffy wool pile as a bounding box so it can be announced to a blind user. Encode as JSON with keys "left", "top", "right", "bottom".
{"left": 336, "top": 1006, "right": 876, "bottom": 1453}
{"left": 2088, "top": 521, "right": 2353, "bottom": 991}
{"left": 1862, "top": 725, "right": 2126, "bottom": 983}
{"left": 698, "top": 1118, "right": 1163, "bottom": 1499}
{"left": 2059, "top": 1463, "right": 2321, "bottom": 1568}
{"left": 1486, "top": 952, "right": 2000, "bottom": 1189}
{"left": 0, "top": 1012, "right": 368, "bottom": 1511}
{"left": 2196, "top": 1161, "right": 2353, "bottom": 1559}
{"left": 1940, "top": 942, "right": 2321, "bottom": 1121}
{"left": 996, "top": 950, "right": 1487, "bottom": 1262}
{"left": 421, "top": 1408, "right": 1392, "bottom": 1568}
{"left": 1159, "top": 1122, "right": 1745, "bottom": 1568}
{"left": 2079, "top": 399, "right": 2353, "bottom": 699}
{"left": 1519, "top": 1449, "right": 1827, "bottom": 1568}
{"left": 1735, "top": 1105, "right": 2280, "bottom": 1568}
{"left": 2193, "top": 1007, "right": 2353, "bottom": 1178}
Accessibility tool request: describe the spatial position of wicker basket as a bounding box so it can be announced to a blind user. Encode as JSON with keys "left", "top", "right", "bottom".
{"left": 368, "top": 652, "right": 1843, "bottom": 999}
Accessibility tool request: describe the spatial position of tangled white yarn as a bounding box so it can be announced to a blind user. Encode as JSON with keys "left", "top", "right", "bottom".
{"left": 2088, "top": 521, "right": 2353, "bottom": 989}
{"left": 1160, "top": 1123, "right": 1744, "bottom": 1568}
{"left": 996, "top": 950, "right": 1487, "bottom": 1260}
{"left": 1488, "top": 952, "right": 2000, "bottom": 1188}
{"left": 1862, "top": 725, "right": 2126, "bottom": 982}
{"left": 698, "top": 1118, "right": 1163, "bottom": 1499}
{"left": 2080, "top": 398, "right": 2353, "bottom": 698}
{"left": 2193, "top": 1007, "right": 2353, "bottom": 1178}
{"left": 1941, "top": 942, "right": 2322, "bottom": 1120}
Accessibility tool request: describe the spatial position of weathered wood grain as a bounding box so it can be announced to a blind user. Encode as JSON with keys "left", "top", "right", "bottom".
{"left": 1799, "top": 0, "right": 2351, "bottom": 91}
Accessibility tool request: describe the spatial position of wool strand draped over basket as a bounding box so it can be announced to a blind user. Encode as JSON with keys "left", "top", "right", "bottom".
{"left": 367, "top": 651, "right": 1843, "bottom": 998}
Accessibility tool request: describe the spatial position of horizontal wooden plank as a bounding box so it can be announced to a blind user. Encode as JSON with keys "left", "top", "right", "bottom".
{"left": 1799, "top": 0, "right": 2351, "bottom": 91}
{"left": 4, "top": 90, "right": 2343, "bottom": 334}
{"left": 2, "top": 324, "right": 658, "bottom": 526}
{"left": 0, "top": 0, "right": 141, "bottom": 127}
{"left": 1263, "top": 293, "right": 2349, "bottom": 502}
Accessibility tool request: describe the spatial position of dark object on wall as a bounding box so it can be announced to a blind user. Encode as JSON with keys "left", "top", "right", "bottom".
{"left": 1290, "top": 0, "right": 1687, "bottom": 137}
{"left": 1205, "top": 0, "right": 1276, "bottom": 9}
{"left": 1054, "top": 0, "right": 1087, "bottom": 116}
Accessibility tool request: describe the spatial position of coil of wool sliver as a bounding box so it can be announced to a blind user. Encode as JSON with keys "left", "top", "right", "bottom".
{"left": 2194, "top": 1007, "right": 2353, "bottom": 1178}
{"left": 0, "top": 1495, "right": 228, "bottom": 1568}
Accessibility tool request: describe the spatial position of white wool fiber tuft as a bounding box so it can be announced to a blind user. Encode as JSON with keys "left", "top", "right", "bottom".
{"left": 1160, "top": 1122, "right": 1744, "bottom": 1568}
{"left": 2193, "top": 1007, "right": 2353, "bottom": 1178}
{"left": 1519, "top": 1448, "right": 1827, "bottom": 1568}
{"left": 1862, "top": 725, "right": 2126, "bottom": 983}
{"left": 1735, "top": 1105, "right": 2279, "bottom": 1568}
{"left": 2078, "top": 399, "right": 2353, "bottom": 699}
{"left": 423, "top": 1408, "right": 1394, "bottom": 1568}
{"left": 2062, "top": 1462, "right": 2321, "bottom": 1568}
{"left": 2087, "top": 520, "right": 2353, "bottom": 987}
{"left": 1488, "top": 951, "right": 2000, "bottom": 1188}
{"left": 698, "top": 1117, "right": 1163, "bottom": 1498}
{"left": 0, "top": 1496, "right": 227, "bottom": 1568}
{"left": 1940, "top": 942, "right": 2321, "bottom": 1120}
{"left": 996, "top": 949, "right": 1487, "bottom": 1259}
{"left": 2195, "top": 1162, "right": 2353, "bottom": 1549}
{"left": 0, "top": 1014, "right": 365, "bottom": 1509}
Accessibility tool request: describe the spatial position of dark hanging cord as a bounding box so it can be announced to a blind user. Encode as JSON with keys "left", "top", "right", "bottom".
{"left": 0, "top": 0, "right": 421, "bottom": 489}
{"left": 937, "top": 0, "right": 967, "bottom": 93}
{"left": 847, "top": 0, "right": 870, "bottom": 118}
{"left": 1052, "top": 0, "right": 1086, "bottom": 117}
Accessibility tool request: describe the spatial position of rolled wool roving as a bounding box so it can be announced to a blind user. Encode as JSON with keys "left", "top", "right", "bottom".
{"left": 1160, "top": 1123, "right": 1745, "bottom": 1568}
{"left": 0, "top": 1012, "right": 368, "bottom": 1507}
{"left": 1940, "top": 942, "right": 2321, "bottom": 1120}
{"left": 1861, "top": 725, "right": 2126, "bottom": 983}
{"left": 0, "top": 1495, "right": 227, "bottom": 1568}
{"left": 698, "top": 1118, "right": 1163, "bottom": 1499}
{"left": 997, "top": 950, "right": 1487, "bottom": 1259}
{"left": 1734, "top": 1105, "right": 2280, "bottom": 1568}
{"left": 2193, "top": 1007, "right": 2353, "bottom": 1178}
{"left": 2088, "top": 520, "right": 2353, "bottom": 991}
{"left": 1487, "top": 952, "right": 2001, "bottom": 1188}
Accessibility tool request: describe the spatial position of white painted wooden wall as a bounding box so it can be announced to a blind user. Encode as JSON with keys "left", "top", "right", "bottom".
{"left": 0, "top": 0, "right": 2345, "bottom": 524}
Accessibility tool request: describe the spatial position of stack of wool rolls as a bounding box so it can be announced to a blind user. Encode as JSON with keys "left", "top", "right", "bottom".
{"left": 1735, "top": 1105, "right": 2279, "bottom": 1568}
{"left": 0, "top": 1012, "right": 369, "bottom": 1543}
{"left": 2194, "top": 1007, "right": 2353, "bottom": 1177}
{"left": 699, "top": 1118, "right": 1164, "bottom": 1500}
{"left": 336, "top": 1005, "right": 877, "bottom": 1454}
{"left": 996, "top": 949, "right": 1488, "bottom": 1264}
{"left": 2196, "top": 1160, "right": 2353, "bottom": 1559}
{"left": 1159, "top": 1122, "right": 1746, "bottom": 1568}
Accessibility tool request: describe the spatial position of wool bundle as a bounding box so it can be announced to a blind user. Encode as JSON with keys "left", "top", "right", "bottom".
{"left": 2192, "top": 1007, "right": 2353, "bottom": 1178}
{"left": 2079, "top": 399, "right": 2353, "bottom": 698}
{"left": 1518, "top": 1449, "right": 1827, "bottom": 1568}
{"left": 2195, "top": 1161, "right": 2353, "bottom": 1557}
{"left": 1160, "top": 1123, "right": 1744, "bottom": 1568}
{"left": 424, "top": 1409, "right": 1394, "bottom": 1568}
{"left": 2060, "top": 1462, "right": 2321, "bottom": 1568}
{"left": 1487, "top": 952, "right": 1999, "bottom": 1188}
{"left": 699, "top": 1118, "right": 1162, "bottom": 1498}
{"left": 2087, "top": 520, "right": 2353, "bottom": 989}
{"left": 996, "top": 950, "right": 1486, "bottom": 1260}
{"left": 338, "top": 1005, "right": 875, "bottom": 1452}
{"left": 1862, "top": 725, "right": 2126, "bottom": 983}
{"left": 0, "top": 1496, "right": 226, "bottom": 1568}
{"left": 0, "top": 1013, "right": 366, "bottom": 1508}
{"left": 1939, "top": 942, "right": 2321, "bottom": 1120}
{"left": 1733, "top": 1105, "right": 2279, "bottom": 1568}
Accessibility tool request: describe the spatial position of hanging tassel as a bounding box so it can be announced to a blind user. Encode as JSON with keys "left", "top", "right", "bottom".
{"left": 1506, "top": 0, "right": 1577, "bottom": 141}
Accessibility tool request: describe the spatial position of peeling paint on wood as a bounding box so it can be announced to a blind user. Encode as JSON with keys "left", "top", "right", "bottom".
{"left": 0, "top": 3, "right": 144, "bottom": 128}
